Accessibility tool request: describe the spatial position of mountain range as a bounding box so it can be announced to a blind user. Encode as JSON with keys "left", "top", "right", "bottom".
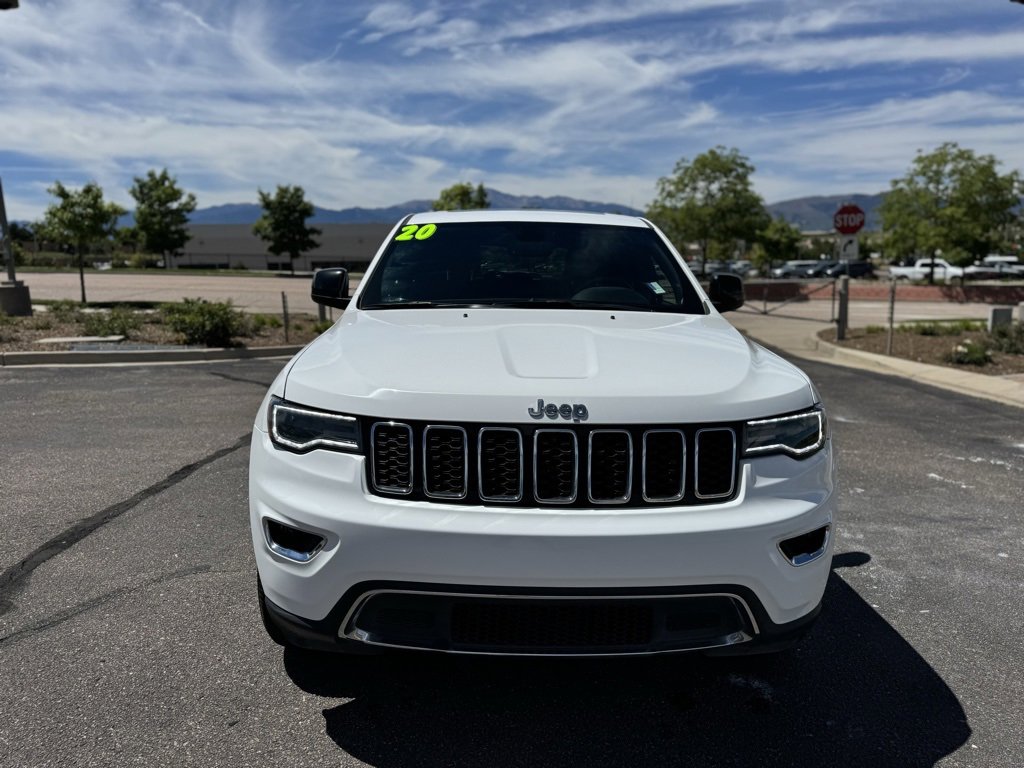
{"left": 128, "top": 188, "right": 888, "bottom": 232}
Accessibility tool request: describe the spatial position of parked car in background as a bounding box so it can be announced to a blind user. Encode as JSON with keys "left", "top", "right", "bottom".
{"left": 770, "top": 260, "right": 819, "bottom": 279}
{"left": 826, "top": 260, "right": 874, "bottom": 279}
{"left": 725, "top": 260, "right": 757, "bottom": 278}
{"left": 802, "top": 261, "right": 837, "bottom": 278}
{"left": 964, "top": 261, "right": 1024, "bottom": 279}
{"left": 888, "top": 258, "right": 964, "bottom": 282}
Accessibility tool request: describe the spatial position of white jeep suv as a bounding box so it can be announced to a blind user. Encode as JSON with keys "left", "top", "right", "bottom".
{"left": 249, "top": 210, "right": 835, "bottom": 656}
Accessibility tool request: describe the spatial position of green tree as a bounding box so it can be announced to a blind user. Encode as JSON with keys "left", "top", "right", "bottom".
{"left": 41, "top": 181, "right": 125, "bottom": 302}
{"left": 880, "top": 142, "right": 1021, "bottom": 282}
{"left": 755, "top": 217, "right": 803, "bottom": 272}
{"left": 253, "top": 185, "right": 321, "bottom": 275}
{"left": 799, "top": 235, "right": 835, "bottom": 260}
{"left": 647, "top": 146, "right": 769, "bottom": 276}
{"left": 129, "top": 168, "right": 197, "bottom": 267}
{"left": 432, "top": 182, "right": 489, "bottom": 211}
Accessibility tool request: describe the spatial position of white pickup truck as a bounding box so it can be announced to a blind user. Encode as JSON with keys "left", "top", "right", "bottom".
{"left": 888, "top": 258, "right": 964, "bottom": 282}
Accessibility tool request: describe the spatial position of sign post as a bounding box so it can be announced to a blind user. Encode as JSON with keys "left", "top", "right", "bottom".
{"left": 833, "top": 203, "right": 865, "bottom": 273}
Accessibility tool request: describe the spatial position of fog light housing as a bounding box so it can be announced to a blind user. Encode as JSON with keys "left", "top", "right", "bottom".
{"left": 263, "top": 518, "right": 326, "bottom": 563}
{"left": 779, "top": 525, "right": 830, "bottom": 567}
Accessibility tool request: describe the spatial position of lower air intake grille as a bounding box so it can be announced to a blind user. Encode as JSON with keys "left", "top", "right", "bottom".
{"left": 450, "top": 601, "right": 653, "bottom": 650}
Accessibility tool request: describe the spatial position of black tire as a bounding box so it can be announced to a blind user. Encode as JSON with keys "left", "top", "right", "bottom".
{"left": 257, "top": 574, "right": 291, "bottom": 647}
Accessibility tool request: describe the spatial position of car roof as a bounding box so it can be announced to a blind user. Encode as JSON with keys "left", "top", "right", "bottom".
{"left": 406, "top": 209, "right": 649, "bottom": 227}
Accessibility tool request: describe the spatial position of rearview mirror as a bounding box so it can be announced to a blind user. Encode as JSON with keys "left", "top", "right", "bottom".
{"left": 708, "top": 272, "right": 744, "bottom": 313}
{"left": 311, "top": 268, "right": 350, "bottom": 310}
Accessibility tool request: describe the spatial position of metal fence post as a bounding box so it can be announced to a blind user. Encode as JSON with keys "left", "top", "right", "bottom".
{"left": 886, "top": 278, "right": 896, "bottom": 356}
{"left": 836, "top": 276, "right": 849, "bottom": 341}
{"left": 281, "top": 291, "right": 290, "bottom": 343}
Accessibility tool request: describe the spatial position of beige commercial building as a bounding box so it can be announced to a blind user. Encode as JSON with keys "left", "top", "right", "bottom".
{"left": 178, "top": 223, "right": 393, "bottom": 271}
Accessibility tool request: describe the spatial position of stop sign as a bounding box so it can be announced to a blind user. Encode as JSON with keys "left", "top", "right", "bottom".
{"left": 834, "top": 204, "right": 866, "bottom": 235}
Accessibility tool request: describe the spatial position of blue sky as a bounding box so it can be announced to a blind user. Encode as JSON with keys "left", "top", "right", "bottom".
{"left": 1, "top": 0, "right": 1022, "bottom": 220}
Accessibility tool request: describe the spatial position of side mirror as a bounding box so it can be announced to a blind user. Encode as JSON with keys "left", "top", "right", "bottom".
{"left": 709, "top": 272, "right": 744, "bottom": 313}
{"left": 311, "top": 268, "right": 350, "bottom": 310}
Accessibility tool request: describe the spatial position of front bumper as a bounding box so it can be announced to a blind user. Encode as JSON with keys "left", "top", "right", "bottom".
{"left": 249, "top": 427, "right": 836, "bottom": 654}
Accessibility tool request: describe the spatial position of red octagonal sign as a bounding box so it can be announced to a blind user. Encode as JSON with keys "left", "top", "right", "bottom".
{"left": 834, "top": 204, "right": 866, "bottom": 235}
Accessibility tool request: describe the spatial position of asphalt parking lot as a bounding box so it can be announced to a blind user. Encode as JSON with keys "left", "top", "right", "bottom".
{"left": 1, "top": 357, "right": 1022, "bottom": 767}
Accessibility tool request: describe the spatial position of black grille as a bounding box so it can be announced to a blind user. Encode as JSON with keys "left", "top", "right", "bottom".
{"left": 643, "top": 430, "right": 685, "bottom": 501}
{"left": 479, "top": 428, "right": 522, "bottom": 501}
{"left": 695, "top": 428, "right": 737, "bottom": 498}
{"left": 589, "top": 431, "right": 632, "bottom": 502}
{"left": 371, "top": 423, "right": 413, "bottom": 493}
{"left": 347, "top": 590, "right": 756, "bottom": 655}
{"left": 450, "top": 601, "right": 653, "bottom": 650}
{"left": 365, "top": 421, "right": 739, "bottom": 507}
{"left": 423, "top": 426, "right": 467, "bottom": 498}
{"left": 535, "top": 430, "right": 578, "bottom": 502}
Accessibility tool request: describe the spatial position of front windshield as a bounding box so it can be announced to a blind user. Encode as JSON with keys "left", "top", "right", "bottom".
{"left": 358, "top": 221, "right": 704, "bottom": 314}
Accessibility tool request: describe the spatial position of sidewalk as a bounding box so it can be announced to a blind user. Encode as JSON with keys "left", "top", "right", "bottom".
{"left": 727, "top": 301, "right": 1024, "bottom": 409}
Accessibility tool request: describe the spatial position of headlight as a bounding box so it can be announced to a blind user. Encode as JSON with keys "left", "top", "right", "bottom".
{"left": 743, "top": 407, "right": 827, "bottom": 458}
{"left": 268, "top": 396, "right": 362, "bottom": 453}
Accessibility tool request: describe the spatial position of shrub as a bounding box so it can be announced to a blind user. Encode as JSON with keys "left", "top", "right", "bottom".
{"left": 865, "top": 324, "right": 886, "bottom": 335}
{"left": 83, "top": 306, "right": 141, "bottom": 337}
{"left": 989, "top": 322, "right": 1024, "bottom": 355}
{"left": 161, "top": 298, "right": 246, "bottom": 347}
{"left": 249, "top": 313, "right": 283, "bottom": 334}
{"left": 314, "top": 320, "right": 333, "bottom": 334}
{"left": 128, "top": 253, "right": 163, "bottom": 269}
{"left": 948, "top": 340, "right": 991, "bottom": 366}
{"left": 47, "top": 299, "right": 82, "bottom": 323}
{"left": 900, "top": 320, "right": 985, "bottom": 336}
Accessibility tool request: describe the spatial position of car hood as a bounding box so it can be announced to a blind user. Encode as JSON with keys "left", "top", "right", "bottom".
{"left": 283, "top": 308, "right": 815, "bottom": 424}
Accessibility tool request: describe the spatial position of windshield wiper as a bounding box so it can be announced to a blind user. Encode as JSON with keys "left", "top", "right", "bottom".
{"left": 359, "top": 301, "right": 478, "bottom": 310}
{"left": 485, "top": 299, "right": 678, "bottom": 312}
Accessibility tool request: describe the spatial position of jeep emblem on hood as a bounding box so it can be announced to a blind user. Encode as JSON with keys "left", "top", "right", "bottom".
{"left": 528, "top": 399, "right": 589, "bottom": 422}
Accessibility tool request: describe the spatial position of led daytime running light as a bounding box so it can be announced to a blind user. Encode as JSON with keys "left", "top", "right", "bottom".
{"left": 744, "top": 409, "right": 826, "bottom": 458}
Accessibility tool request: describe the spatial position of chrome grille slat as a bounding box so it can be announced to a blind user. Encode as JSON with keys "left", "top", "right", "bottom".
{"left": 534, "top": 429, "right": 578, "bottom": 503}
{"left": 423, "top": 426, "right": 468, "bottom": 499}
{"left": 478, "top": 428, "right": 523, "bottom": 502}
{"left": 642, "top": 429, "right": 686, "bottom": 502}
{"left": 588, "top": 430, "right": 633, "bottom": 504}
{"left": 371, "top": 422, "right": 413, "bottom": 494}
{"left": 695, "top": 428, "right": 737, "bottom": 499}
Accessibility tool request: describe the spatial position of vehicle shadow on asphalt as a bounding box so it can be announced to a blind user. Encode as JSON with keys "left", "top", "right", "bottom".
{"left": 284, "top": 552, "right": 970, "bottom": 768}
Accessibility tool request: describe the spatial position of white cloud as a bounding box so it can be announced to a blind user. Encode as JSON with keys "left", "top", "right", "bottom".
{"left": 1, "top": 0, "right": 1023, "bottom": 220}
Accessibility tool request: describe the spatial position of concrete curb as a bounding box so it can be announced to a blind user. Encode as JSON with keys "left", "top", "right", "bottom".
{"left": 0, "top": 345, "right": 304, "bottom": 367}
{"left": 769, "top": 333, "right": 1024, "bottom": 410}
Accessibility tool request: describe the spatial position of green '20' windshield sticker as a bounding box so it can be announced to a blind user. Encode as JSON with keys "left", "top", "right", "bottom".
{"left": 395, "top": 223, "right": 438, "bottom": 241}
